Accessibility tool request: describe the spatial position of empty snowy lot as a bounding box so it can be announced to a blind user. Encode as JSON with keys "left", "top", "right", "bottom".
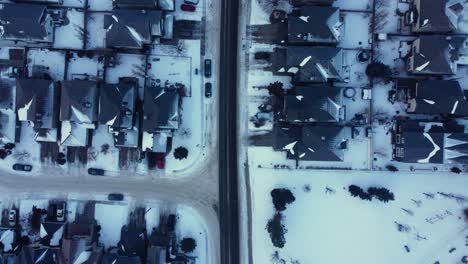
{"left": 251, "top": 169, "right": 468, "bottom": 264}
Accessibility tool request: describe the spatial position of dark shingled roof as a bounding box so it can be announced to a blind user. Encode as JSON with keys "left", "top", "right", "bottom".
{"left": 409, "top": 35, "right": 467, "bottom": 75}
{"left": 407, "top": 80, "right": 468, "bottom": 116}
{"left": 60, "top": 80, "right": 98, "bottom": 123}
{"left": 0, "top": 3, "right": 52, "bottom": 43}
{"left": 99, "top": 78, "right": 137, "bottom": 130}
{"left": 16, "top": 78, "right": 59, "bottom": 129}
{"left": 274, "top": 125, "right": 346, "bottom": 162}
{"left": 18, "top": 246, "right": 60, "bottom": 264}
{"left": 282, "top": 85, "right": 342, "bottom": 122}
{"left": 269, "top": 46, "right": 344, "bottom": 83}
{"left": 142, "top": 86, "right": 179, "bottom": 132}
{"left": 105, "top": 9, "right": 162, "bottom": 49}
{"left": 288, "top": 6, "right": 340, "bottom": 44}
{"left": 412, "top": 0, "right": 455, "bottom": 33}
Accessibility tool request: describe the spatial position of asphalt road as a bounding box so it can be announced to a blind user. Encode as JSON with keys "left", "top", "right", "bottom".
{"left": 219, "top": 0, "right": 241, "bottom": 263}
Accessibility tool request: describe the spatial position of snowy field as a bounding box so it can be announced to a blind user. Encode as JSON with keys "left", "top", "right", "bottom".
{"left": 251, "top": 168, "right": 468, "bottom": 264}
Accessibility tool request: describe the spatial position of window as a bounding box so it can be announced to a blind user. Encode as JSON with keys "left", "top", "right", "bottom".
{"left": 395, "top": 134, "right": 401, "bottom": 144}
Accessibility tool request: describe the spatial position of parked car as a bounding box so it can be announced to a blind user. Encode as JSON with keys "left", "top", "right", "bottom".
{"left": 108, "top": 193, "right": 124, "bottom": 201}
{"left": 12, "top": 164, "right": 32, "bottom": 172}
{"left": 8, "top": 209, "right": 16, "bottom": 227}
{"left": 88, "top": 168, "right": 105, "bottom": 176}
{"left": 184, "top": 0, "right": 199, "bottom": 4}
{"left": 56, "top": 203, "right": 66, "bottom": 222}
{"left": 155, "top": 153, "right": 165, "bottom": 169}
{"left": 204, "top": 59, "right": 212, "bottom": 78}
{"left": 181, "top": 4, "right": 196, "bottom": 12}
{"left": 205, "top": 82, "right": 212, "bottom": 98}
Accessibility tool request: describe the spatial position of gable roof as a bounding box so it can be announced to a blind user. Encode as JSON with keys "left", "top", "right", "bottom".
{"left": 18, "top": 245, "right": 60, "bottom": 264}
{"left": 16, "top": 79, "right": 59, "bottom": 129}
{"left": 274, "top": 125, "right": 346, "bottom": 161}
{"left": 142, "top": 86, "right": 180, "bottom": 132}
{"left": 409, "top": 35, "right": 467, "bottom": 75}
{"left": 0, "top": 3, "right": 52, "bottom": 43}
{"left": 412, "top": 0, "right": 456, "bottom": 33}
{"left": 270, "top": 46, "right": 344, "bottom": 83}
{"left": 282, "top": 85, "right": 342, "bottom": 122}
{"left": 99, "top": 78, "right": 137, "bottom": 130}
{"left": 407, "top": 80, "right": 468, "bottom": 115}
{"left": 105, "top": 9, "right": 162, "bottom": 49}
{"left": 288, "top": 6, "right": 340, "bottom": 44}
{"left": 60, "top": 80, "right": 98, "bottom": 124}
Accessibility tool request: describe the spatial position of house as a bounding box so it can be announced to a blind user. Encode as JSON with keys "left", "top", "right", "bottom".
{"left": 0, "top": 78, "right": 17, "bottom": 144}
{"left": 0, "top": 4, "right": 54, "bottom": 46}
{"left": 288, "top": 6, "right": 341, "bottom": 45}
{"left": 117, "top": 207, "right": 147, "bottom": 261}
{"left": 408, "top": 0, "right": 464, "bottom": 33}
{"left": 16, "top": 79, "right": 60, "bottom": 142}
{"left": 392, "top": 119, "right": 468, "bottom": 164}
{"left": 104, "top": 9, "right": 164, "bottom": 49}
{"left": 39, "top": 221, "right": 65, "bottom": 247}
{"left": 267, "top": 46, "right": 345, "bottom": 83}
{"left": 104, "top": 248, "right": 142, "bottom": 264}
{"left": 290, "top": 0, "right": 336, "bottom": 6}
{"left": 274, "top": 85, "right": 344, "bottom": 123}
{"left": 13, "top": 0, "right": 63, "bottom": 4}
{"left": 273, "top": 125, "right": 347, "bottom": 161}
{"left": 0, "top": 48, "right": 26, "bottom": 78}
{"left": 407, "top": 35, "right": 468, "bottom": 75}
{"left": 141, "top": 85, "right": 180, "bottom": 152}
{"left": 18, "top": 245, "right": 60, "bottom": 264}
{"left": 403, "top": 79, "right": 468, "bottom": 116}
{"left": 60, "top": 80, "right": 99, "bottom": 147}
{"left": 59, "top": 222, "right": 103, "bottom": 264}
{"left": 99, "top": 78, "right": 139, "bottom": 148}
{"left": 113, "top": 0, "right": 175, "bottom": 10}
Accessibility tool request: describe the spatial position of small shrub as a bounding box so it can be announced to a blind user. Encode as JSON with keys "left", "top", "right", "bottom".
{"left": 266, "top": 212, "right": 287, "bottom": 248}
{"left": 180, "top": 237, "right": 197, "bottom": 253}
{"left": 271, "top": 188, "right": 296, "bottom": 211}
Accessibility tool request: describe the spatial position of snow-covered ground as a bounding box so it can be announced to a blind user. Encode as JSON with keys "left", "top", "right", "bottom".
{"left": 53, "top": 9, "right": 85, "bottom": 49}
{"left": 251, "top": 168, "right": 468, "bottom": 264}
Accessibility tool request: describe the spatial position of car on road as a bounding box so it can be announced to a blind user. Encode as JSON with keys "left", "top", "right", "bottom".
{"left": 181, "top": 4, "right": 196, "bottom": 12}
{"left": 205, "top": 82, "right": 212, "bottom": 98}
{"left": 56, "top": 203, "right": 66, "bottom": 222}
{"left": 204, "top": 59, "right": 212, "bottom": 78}
{"left": 184, "top": 0, "right": 199, "bottom": 4}
{"left": 108, "top": 193, "right": 124, "bottom": 201}
{"left": 88, "top": 168, "right": 105, "bottom": 176}
{"left": 12, "top": 164, "right": 32, "bottom": 172}
{"left": 8, "top": 209, "right": 16, "bottom": 227}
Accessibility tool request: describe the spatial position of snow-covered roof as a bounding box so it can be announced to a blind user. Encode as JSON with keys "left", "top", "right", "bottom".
{"left": 288, "top": 6, "right": 341, "bottom": 44}
{"left": 60, "top": 80, "right": 98, "bottom": 124}
{"left": 142, "top": 85, "right": 180, "bottom": 132}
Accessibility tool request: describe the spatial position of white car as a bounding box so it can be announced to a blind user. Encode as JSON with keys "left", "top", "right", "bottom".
{"left": 56, "top": 204, "right": 65, "bottom": 222}
{"left": 8, "top": 209, "right": 16, "bottom": 226}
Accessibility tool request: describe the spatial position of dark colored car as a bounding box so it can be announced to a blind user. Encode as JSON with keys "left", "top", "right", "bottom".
{"left": 204, "top": 59, "right": 212, "bottom": 78}
{"left": 12, "top": 164, "right": 32, "bottom": 172}
{"left": 181, "top": 4, "right": 196, "bottom": 12}
{"left": 205, "top": 82, "right": 212, "bottom": 98}
{"left": 88, "top": 168, "right": 105, "bottom": 176}
{"left": 108, "top": 193, "right": 124, "bottom": 201}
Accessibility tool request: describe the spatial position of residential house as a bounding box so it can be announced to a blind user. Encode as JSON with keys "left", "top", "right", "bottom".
{"left": 13, "top": 0, "right": 63, "bottom": 4}
{"left": 0, "top": 78, "right": 17, "bottom": 144}
{"left": 103, "top": 248, "right": 142, "bottom": 264}
{"left": 407, "top": 35, "right": 468, "bottom": 75}
{"left": 402, "top": 79, "right": 468, "bottom": 116}
{"left": 392, "top": 119, "right": 468, "bottom": 164}
{"left": 142, "top": 84, "right": 180, "bottom": 153}
{"left": 112, "top": 0, "right": 175, "bottom": 10}
{"left": 288, "top": 6, "right": 341, "bottom": 45}
{"left": 99, "top": 78, "right": 139, "bottom": 148}
{"left": 274, "top": 85, "right": 344, "bottom": 123}
{"left": 117, "top": 208, "right": 147, "bottom": 262}
{"left": 273, "top": 125, "right": 347, "bottom": 161}
{"left": 16, "top": 78, "right": 60, "bottom": 142}
{"left": 250, "top": 6, "right": 341, "bottom": 45}
{"left": 0, "top": 4, "right": 54, "bottom": 46}
{"left": 59, "top": 222, "right": 103, "bottom": 264}
{"left": 60, "top": 80, "right": 99, "bottom": 147}
{"left": 104, "top": 9, "right": 164, "bottom": 49}
{"left": 40, "top": 221, "right": 65, "bottom": 247}
{"left": 290, "top": 0, "right": 336, "bottom": 6}
{"left": 0, "top": 48, "right": 26, "bottom": 78}
{"left": 408, "top": 0, "right": 464, "bottom": 33}
{"left": 266, "top": 46, "right": 346, "bottom": 83}
{"left": 18, "top": 245, "right": 60, "bottom": 264}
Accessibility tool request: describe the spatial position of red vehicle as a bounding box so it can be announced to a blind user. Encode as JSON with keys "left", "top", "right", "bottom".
{"left": 155, "top": 153, "right": 165, "bottom": 169}
{"left": 181, "top": 4, "right": 196, "bottom": 12}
